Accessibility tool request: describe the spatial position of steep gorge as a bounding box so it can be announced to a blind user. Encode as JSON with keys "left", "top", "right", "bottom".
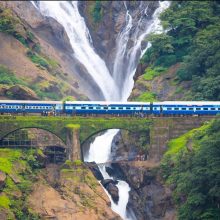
{"left": 3, "top": 1, "right": 218, "bottom": 220}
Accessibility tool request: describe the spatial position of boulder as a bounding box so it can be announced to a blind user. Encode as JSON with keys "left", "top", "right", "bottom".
{"left": 101, "top": 179, "right": 118, "bottom": 188}
{"left": 86, "top": 162, "right": 104, "bottom": 181}
{"left": 101, "top": 179, "right": 119, "bottom": 203}
{"left": 6, "top": 85, "right": 39, "bottom": 100}
{"left": 106, "top": 182, "right": 119, "bottom": 204}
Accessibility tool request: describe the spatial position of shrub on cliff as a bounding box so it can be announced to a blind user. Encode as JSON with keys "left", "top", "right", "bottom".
{"left": 0, "top": 65, "right": 25, "bottom": 86}
{"left": 161, "top": 119, "right": 220, "bottom": 219}
{"left": 141, "top": 1, "right": 220, "bottom": 101}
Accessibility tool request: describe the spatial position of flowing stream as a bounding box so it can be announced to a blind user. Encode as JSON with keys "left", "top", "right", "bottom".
{"left": 32, "top": 1, "right": 170, "bottom": 219}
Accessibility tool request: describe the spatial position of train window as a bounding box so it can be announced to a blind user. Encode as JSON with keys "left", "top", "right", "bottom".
{"left": 81, "top": 107, "right": 86, "bottom": 109}
{"left": 218, "top": 108, "right": 220, "bottom": 110}
{"left": 104, "top": 107, "right": 108, "bottom": 109}
{"left": 182, "top": 108, "right": 186, "bottom": 110}
{"left": 196, "top": 108, "right": 201, "bottom": 110}
{"left": 189, "top": 108, "right": 193, "bottom": 110}
{"left": 174, "top": 108, "right": 179, "bottom": 110}
{"left": 72, "top": 107, "right": 76, "bottom": 109}
{"left": 204, "top": 108, "right": 208, "bottom": 110}
{"left": 111, "top": 107, "right": 116, "bottom": 109}
{"left": 126, "top": 107, "right": 131, "bottom": 110}
{"left": 167, "top": 107, "right": 172, "bottom": 110}
{"left": 96, "top": 107, "right": 101, "bottom": 109}
{"left": 154, "top": 107, "right": 157, "bottom": 110}
{"left": 119, "top": 107, "right": 123, "bottom": 110}
{"left": 211, "top": 108, "right": 215, "bottom": 110}
{"left": 89, "top": 107, "right": 93, "bottom": 109}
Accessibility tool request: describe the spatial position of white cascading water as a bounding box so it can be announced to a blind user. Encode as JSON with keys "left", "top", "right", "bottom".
{"left": 31, "top": 1, "right": 118, "bottom": 101}
{"left": 32, "top": 1, "right": 170, "bottom": 219}
{"left": 84, "top": 129, "right": 133, "bottom": 220}
{"left": 113, "top": 1, "right": 171, "bottom": 101}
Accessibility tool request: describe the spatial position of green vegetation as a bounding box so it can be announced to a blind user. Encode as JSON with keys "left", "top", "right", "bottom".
{"left": 91, "top": 1, "right": 103, "bottom": 23}
{"left": 143, "top": 66, "right": 167, "bottom": 81}
{"left": 66, "top": 124, "right": 81, "bottom": 129}
{"left": 0, "top": 148, "right": 42, "bottom": 219}
{"left": 134, "top": 91, "right": 157, "bottom": 102}
{"left": 0, "top": 65, "right": 26, "bottom": 86}
{"left": 0, "top": 195, "right": 10, "bottom": 209}
{"left": 0, "top": 7, "right": 31, "bottom": 47}
{"left": 141, "top": 1, "right": 220, "bottom": 100}
{"left": 0, "top": 7, "right": 19, "bottom": 35}
{"left": 161, "top": 119, "right": 220, "bottom": 219}
{"left": 27, "top": 50, "right": 50, "bottom": 70}
{"left": 62, "top": 96, "right": 76, "bottom": 101}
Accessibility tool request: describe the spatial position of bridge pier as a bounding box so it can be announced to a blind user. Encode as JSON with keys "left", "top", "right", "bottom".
{"left": 66, "top": 125, "right": 81, "bottom": 161}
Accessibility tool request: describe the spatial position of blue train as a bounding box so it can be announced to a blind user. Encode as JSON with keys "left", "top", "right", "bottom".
{"left": 0, "top": 100, "right": 220, "bottom": 116}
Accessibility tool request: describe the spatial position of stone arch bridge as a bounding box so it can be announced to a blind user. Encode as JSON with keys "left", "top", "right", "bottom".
{"left": 0, "top": 115, "right": 217, "bottom": 162}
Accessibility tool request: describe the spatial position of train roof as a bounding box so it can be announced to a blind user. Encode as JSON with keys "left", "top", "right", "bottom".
{"left": 65, "top": 101, "right": 151, "bottom": 105}
{"left": 0, "top": 100, "right": 62, "bottom": 104}
{"left": 154, "top": 101, "right": 220, "bottom": 105}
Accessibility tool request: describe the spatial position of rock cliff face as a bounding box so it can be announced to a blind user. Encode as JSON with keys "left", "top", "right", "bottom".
{"left": 28, "top": 163, "right": 121, "bottom": 220}
{"left": 109, "top": 131, "right": 176, "bottom": 220}
{"left": 0, "top": 1, "right": 89, "bottom": 100}
{"left": 0, "top": 147, "right": 121, "bottom": 220}
{"left": 78, "top": 1, "right": 159, "bottom": 73}
{"left": 116, "top": 163, "right": 176, "bottom": 220}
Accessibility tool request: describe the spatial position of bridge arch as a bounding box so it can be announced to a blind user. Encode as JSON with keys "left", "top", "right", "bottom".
{"left": 0, "top": 126, "right": 66, "bottom": 145}
{"left": 0, "top": 127, "right": 66, "bottom": 148}
{"left": 81, "top": 127, "right": 135, "bottom": 146}
{"left": 81, "top": 128, "right": 150, "bottom": 163}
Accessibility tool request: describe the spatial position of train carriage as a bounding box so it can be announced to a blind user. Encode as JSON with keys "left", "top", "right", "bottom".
{"left": 0, "top": 100, "right": 63, "bottom": 114}
{"left": 65, "top": 101, "right": 151, "bottom": 115}
{"left": 154, "top": 101, "right": 220, "bottom": 115}
{"left": 0, "top": 100, "right": 220, "bottom": 116}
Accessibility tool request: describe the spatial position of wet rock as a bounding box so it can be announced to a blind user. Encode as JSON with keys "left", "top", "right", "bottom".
{"left": 106, "top": 183, "right": 119, "bottom": 204}
{"left": 117, "top": 163, "right": 176, "bottom": 220}
{"left": 86, "top": 162, "right": 104, "bottom": 181}
{"left": 101, "top": 179, "right": 118, "bottom": 187}
{"left": 105, "top": 166, "right": 115, "bottom": 177}
{"left": 101, "top": 179, "right": 119, "bottom": 203}
{"left": 0, "top": 171, "right": 6, "bottom": 189}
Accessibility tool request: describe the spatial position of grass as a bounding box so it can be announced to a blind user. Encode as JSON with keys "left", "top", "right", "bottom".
{"left": 0, "top": 149, "right": 21, "bottom": 174}
{"left": 134, "top": 91, "right": 157, "bottom": 102}
{"left": 0, "top": 148, "right": 42, "bottom": 218}
{"left": 66, "top": 124, "right": 81, "bottom": 129}
{"left": 0, "top": 195, "right": 10, "bottom": 209}
{"left": 27, "top": 50, "right": 49, "bottom": 70}
{"left": 143, "top": 66, "right": 167, "bottom": 81}
{"left": 0, "top": 65, "right": 26, "bottom": 86}
{"left": 164, "top": 122, "right": 211, "bottom": 161}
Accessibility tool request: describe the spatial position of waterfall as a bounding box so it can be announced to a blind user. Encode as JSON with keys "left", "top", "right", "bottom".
{"left": 84, "top": 129, "right": 133, "bottom": 220}
{"left": 32, "top": 1, "right": 170, "bottom": 219}
{"left": 31, "top": 1, "right": 118, "bottom": 101}
{"left": 113, "top": 1, "right": 171, "bottom": 101}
